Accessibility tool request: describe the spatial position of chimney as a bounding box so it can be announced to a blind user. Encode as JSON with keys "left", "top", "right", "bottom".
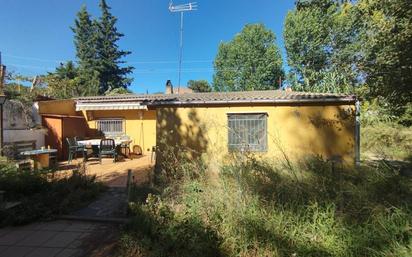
{"left": 165, "top": 80, "right": 174, "bottom": 94}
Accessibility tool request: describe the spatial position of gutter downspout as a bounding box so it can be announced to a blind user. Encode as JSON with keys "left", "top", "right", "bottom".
{"left": 139, "top": 110, "right": 144, "bottom": 152}
{"left": 355, "top": 100, "right": 361, "bottom": 167}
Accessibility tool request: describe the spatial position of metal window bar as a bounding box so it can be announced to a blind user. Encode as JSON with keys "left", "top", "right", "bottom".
{"left": 97, "top": 119, "right": 124, "bottom": 135}
{"left": 227, "top": 114, "right": 267, "bottom": 152}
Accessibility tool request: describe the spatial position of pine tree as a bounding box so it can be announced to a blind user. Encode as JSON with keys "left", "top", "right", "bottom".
{"left": 95, "top": 0, "right": 133, "bottom": 94}
{"left": 72, "top": 5, "right": 99, "bottom": 95}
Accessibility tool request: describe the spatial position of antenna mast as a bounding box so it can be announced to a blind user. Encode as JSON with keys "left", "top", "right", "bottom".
{"left": 169, "top": 1, "right": 197, "bottom": 92}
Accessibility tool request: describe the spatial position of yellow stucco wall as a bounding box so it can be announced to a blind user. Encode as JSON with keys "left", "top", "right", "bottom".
{"left": 39, "top": 99, "right": 356, "bottom": 166}
{"left": 38, "top": 99, "right": 81, "bottom": 116}
{"left": 39, "top": 100, "right": 157, "bottom": 155}
{"left": 156, "top": 104, "right": 356, "bottom": 167}
{"left": 84, "top": 109, "right": 157, "bottom": 155}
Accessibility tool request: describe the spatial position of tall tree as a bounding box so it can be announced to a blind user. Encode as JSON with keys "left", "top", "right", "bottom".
{"left": 45, "top": 62, "right": 83, "bottom": 99}
{"left": 284, "top": 0, "right": 359, "bottom": 93}
{"left": 187, "top": 80, "right": 212, "bottom": 92}
{"left": 72, "top": 5, "right": 99, "bottom": 95}
{"left": 53, "top": 61, "right": 78, "bottom": 80}
{"left": 356, "top": 0, "right": 412, "bottom": 118}
{"left": 285, "top": 0, "right": 412, "bottom": 123}
{"left": 213, "top": 24, "right": 284, "bottom": 92}
{"left": 95, "top": 0, "right": 134, "bottom": 94}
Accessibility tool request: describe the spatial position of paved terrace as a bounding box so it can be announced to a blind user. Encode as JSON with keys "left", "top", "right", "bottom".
{"left": 55, "top": 155, "right": 155, "bottom": 187}
{"left": 0, "top": 220, "right": 118, "bottom": 257}
{"left": 0, "top": 156, "right": 154, "bottom": 257}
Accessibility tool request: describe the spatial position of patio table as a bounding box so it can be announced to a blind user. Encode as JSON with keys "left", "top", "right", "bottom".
{"left": 77, "top": 139, "right": 132, "bottom": 158}
{"left": 20, "top": 149, "right": 57, "bottom": 170}
{"left": 77, "top": 139, "right": 131, "bottom": 147}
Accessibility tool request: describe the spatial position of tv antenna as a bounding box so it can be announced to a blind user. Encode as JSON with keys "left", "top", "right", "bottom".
{"left": 169, "top": 1, "right": 197, "bottom": 91}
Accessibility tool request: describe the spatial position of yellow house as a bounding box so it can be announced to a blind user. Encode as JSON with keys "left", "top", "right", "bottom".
{"left": 38, "top": 90, "right": 360, "bottom": 166}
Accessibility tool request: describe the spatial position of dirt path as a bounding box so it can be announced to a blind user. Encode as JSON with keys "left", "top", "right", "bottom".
{"left": 0, "top": 156, "right": 155, "bottom": 257}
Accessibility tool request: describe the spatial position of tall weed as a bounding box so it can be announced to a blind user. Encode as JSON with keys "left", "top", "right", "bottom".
{"left": 0, "top": 160, "right": 104, "bottom": 226}
{"left": 361, "top": 123, "right": 412, "bottom": 160}
{"left": 120, "top": 147, "right": 412, "bottom": 257}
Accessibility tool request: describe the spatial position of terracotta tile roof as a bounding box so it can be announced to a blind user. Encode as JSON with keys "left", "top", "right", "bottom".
{"left": 75, "top": 90, "right": 356, "bottom": 105}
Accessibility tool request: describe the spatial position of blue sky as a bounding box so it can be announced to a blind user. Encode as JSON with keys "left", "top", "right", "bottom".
{"left": 0, "top": 0, "right": 295, "bottom": 93}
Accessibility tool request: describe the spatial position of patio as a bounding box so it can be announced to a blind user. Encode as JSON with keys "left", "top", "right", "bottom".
{"left": 55, "top": 155, "right": 155, "bottom": 187}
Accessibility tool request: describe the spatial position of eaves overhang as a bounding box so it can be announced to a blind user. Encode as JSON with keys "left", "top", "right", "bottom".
{"left": 75, "top": 102, "right": 148, "bottom": 111}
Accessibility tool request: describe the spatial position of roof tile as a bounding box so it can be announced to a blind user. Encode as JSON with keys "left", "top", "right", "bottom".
{"left": 76, "top": 90, "right": 356, "bottom": 105}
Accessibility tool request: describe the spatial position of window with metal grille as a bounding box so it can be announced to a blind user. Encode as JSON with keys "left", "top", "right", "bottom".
{"left": 96, "top": 119, "right": 124, "bottom": 135}
{"left": 227, "top": 113, "right": 267, "bottom": 152}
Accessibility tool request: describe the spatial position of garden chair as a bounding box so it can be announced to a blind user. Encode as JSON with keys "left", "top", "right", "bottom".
{"left": 99, "top": 139, "right": 117, "bottom": 163}
{"left": 119, "top": 135, "right": 132, "bottom": 158}
{"left": 66, "top": 137, "right": 86, "bottom": 164}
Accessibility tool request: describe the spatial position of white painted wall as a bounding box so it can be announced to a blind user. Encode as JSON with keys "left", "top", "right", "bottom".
{"left": 4, "top": 128, "right": 47, "bottom": 148}
{"left": 2, "top": 99, "right": 46, "bottom": 149}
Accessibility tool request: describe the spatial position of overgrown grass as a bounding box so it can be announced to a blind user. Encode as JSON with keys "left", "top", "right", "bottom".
{"left": 0, "top": 158, "right": 105, "bottom": 226}
{"left": 118, "top": 149, "right": 412, "bottom": 257}
{"left": 361, "top": 123, "right": 412, "bottom": 161}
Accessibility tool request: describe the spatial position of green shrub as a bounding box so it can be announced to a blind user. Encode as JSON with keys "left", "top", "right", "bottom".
{"left": 120, "top": 194, "right": 222, "bottom": 257}
{"left": 120, "top": 153, "right": 412, "bottom": 257}
{"left": 0, "top": 161, "right": 104, "bottom": 226}
{"left": 360, "top": 99, "right": 412, "bottom": 127}
{"left": 154, "top": 140, "right": 207, "bottom": 191}
{"left": 398, "top": 103, "right": 412, "bottom": 127}
{"left": 361, "top": 123, "right": 412, "bottom": 160}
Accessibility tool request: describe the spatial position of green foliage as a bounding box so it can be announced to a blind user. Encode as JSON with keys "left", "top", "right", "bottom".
{"left": 187, "top": 80, "right": 212, "bottom": 93}
{"left": 3, "top": 72, "right": 46, "bottom": 126}
{"left": 44, "top": 61, "right": 98, "bottom": 98}
{"left": 120, "top": 145, "right": 412, "bottom": 257}
{"left": 284, "top": 0, "right": 358, "bottom": 93}
{"left": 53, "top": 60, "right": 78, "bottom": 80}
{"left": 361, "top": 123, "right": 412, "bottom": 160}
{"left": 63, "top": 0, "right": 134, "bottom": 96}
{"left": 355, "top": 0, "right": 412, "bottom": 116}
{"left": 154, "top": 139, "right": 207, "bottom": 187}
{"left": 398, "top": 103, "right": 412, "bottom": 127}
{"left": 213, "top": 24, "right": 284, "bottom": 92}
{"left": 105, "top": 87, "right": 132, "bottom": 95}
{"left": 72, "top": 5, "right": 100, "bottom": 95}
{"left": 0, "top": 160, "right": 104, "bottom": 226}
{"left": 360, "top": 98, "right": 397, "bottom": 125}
{"left": 284, "top": 0, "right": 412, "bottom": 121}
{"left": 120, "top": 193, "right": 221, "bottom": 257}
{"left": 4, "top": 72, "right": 45, "bottom": 102}
{"left": 95, "top": 0, "right": 134, "bottom": 94}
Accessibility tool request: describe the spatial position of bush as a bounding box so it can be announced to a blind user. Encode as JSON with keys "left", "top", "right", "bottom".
{"left": 119, "top": 152, "right": 412, "bottom": 257}
{"left": 0, "top": 160, "right": 105, "bottom": 226}
{"left": 154, "top": 140, "right": 207, "bottom": 189}
{"left": 120, "top": 194, "right": 222, "bottom": 257}
{"left": 361, "top": 123, "right": 412, "bottom": 160}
